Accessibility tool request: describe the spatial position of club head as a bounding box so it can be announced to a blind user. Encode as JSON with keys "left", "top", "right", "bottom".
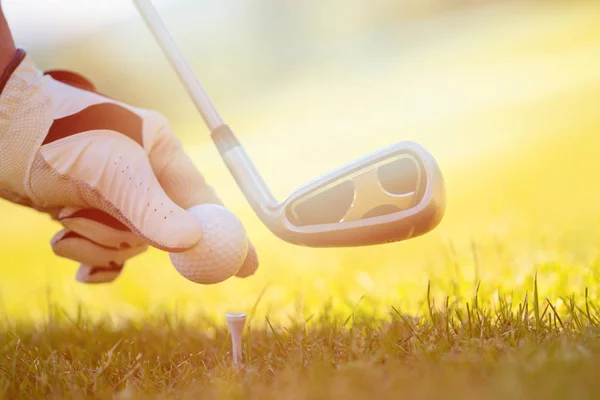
{"left": 213, "top": 126, "right": 445, "bottom": 248}
{"left": 272, "top": 141, "right": 445, "bottom": 247}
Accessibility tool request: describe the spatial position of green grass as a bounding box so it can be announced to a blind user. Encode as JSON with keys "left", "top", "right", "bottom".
{"left": 3, "top": 279, "right": 600, "bottom": 399}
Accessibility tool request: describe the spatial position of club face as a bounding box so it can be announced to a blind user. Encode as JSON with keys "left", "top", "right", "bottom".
{"left": 276, "top": 141, "right": 445, "bottom": 247}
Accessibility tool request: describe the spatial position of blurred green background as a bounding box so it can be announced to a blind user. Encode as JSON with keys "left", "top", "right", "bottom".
{"left": 1, "top": 0, "right": 600, "bottom": 323}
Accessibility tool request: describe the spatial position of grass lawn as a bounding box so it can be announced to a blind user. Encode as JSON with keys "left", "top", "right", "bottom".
{"left": 3, "top": 281, "right": 600, "bottom": 399}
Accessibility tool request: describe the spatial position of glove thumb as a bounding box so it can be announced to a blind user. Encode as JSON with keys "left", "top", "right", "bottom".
{"left": 40, "top": 131, "right": 202, "bottom": 251}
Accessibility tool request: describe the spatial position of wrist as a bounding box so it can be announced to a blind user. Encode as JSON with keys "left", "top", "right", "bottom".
{"left": 0, "top": 7, "right": 16, "bottom": 74}
{"left": 0, "top": 44, "right": 15, "bottom": 71}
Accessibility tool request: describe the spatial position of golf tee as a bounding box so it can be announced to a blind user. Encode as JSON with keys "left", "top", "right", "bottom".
{"left": 226, "top": 313, "right": 247, "bottom": 368}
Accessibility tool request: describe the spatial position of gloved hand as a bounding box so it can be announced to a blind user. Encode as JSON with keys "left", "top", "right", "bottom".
{"left": 0, "top": 48, "right": 258, "bottom": 284}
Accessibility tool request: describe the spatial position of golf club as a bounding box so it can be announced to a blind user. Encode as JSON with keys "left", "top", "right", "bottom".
{"left": 132, "top": 0, "right": 446, "bottom": 247}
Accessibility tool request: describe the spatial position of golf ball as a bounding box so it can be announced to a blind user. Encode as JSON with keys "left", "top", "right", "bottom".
{"left": 169, "top": 204, "right": 248, "bottom": 284}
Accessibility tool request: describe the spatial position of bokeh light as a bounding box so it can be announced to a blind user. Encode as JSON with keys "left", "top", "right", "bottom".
{"left": 1, "top": 0, "right": 599, "bottom": 324}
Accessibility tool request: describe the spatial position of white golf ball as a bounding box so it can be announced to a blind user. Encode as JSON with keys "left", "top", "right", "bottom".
{"left": 169, "top": 204, "right": 248, "bottom": 284}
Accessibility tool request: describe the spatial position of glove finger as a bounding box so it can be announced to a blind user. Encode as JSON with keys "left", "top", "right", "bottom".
{"left": 147, "top": 117, "right": 224, "bottom": 210}
{"left": 58, "top": 207, "right": 146, "bottom": 249}
{"left": 75, "top": 263, "right": 123, "bottom": 284}
{"left": 51, "top": 228, "right": 147, "bottom": 266}
{"left": 235, "top": 241, "right": 259, "bottom": 278}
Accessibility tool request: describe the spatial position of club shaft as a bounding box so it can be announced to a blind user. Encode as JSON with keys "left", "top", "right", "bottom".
{"left": 133, "top": 0, "right": 280, "bottom": 220}
{"left": 132, "top": 0, "right": 224, "bottom": 132}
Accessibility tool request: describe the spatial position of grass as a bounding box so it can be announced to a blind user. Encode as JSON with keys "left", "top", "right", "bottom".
{"left": 3, "top": 278, "right": 600, "bottom": 399}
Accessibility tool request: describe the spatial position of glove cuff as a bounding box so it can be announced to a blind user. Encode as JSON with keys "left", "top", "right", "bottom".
{"left": 0, "top": 49, "right": 54, "bottom": 201}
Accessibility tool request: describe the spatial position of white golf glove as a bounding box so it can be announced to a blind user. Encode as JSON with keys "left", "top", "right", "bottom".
{"left": 0, "top": 49, "right": 258, "bottom": 284}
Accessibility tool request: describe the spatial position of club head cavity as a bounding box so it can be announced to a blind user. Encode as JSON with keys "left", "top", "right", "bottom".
{"left": 275, "top": 141, "right": 446, "bottom": 247}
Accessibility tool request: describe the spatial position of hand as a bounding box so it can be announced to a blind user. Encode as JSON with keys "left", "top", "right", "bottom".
{"left": 0, "top": 49, "right": 258, "bottom": 284}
